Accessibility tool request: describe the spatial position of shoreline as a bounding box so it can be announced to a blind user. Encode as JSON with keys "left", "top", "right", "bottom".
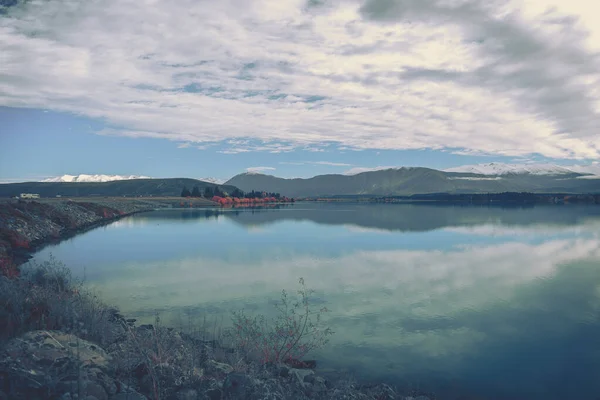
{"left": 0, "top": 197, "right": 219, "bottom": 268}
{"left": 10, "top": 208, "right": 156, "bottom": 266}
{"left": 0, "top": 198, "right": 298, "bottom": 268}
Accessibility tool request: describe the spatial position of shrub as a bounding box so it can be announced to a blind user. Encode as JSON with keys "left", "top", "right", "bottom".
{"left": 0, "top": 258, "right": 115, "bottom": 346}
{"left": 112, "top": 315, "right": 207, "bottom": 400}
{"left": 226, "top": 278, "right": 333, "bottom": 365}
{"left": 0, "top": 257, "right": 19, "bottom": 278}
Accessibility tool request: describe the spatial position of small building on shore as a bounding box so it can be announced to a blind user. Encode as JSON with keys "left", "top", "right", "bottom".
{"left": 20, "top": 193, "right": 40, "bottom": 199}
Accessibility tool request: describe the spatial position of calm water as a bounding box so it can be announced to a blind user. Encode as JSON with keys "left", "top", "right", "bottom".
{"left": 27, "top": 203, "right": 600, "bottom": 400}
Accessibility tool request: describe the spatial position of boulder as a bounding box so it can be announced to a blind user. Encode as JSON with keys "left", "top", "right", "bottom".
{"left": 0, "top": 330, "right": 115, "bottom": 400}
{"left": 206, "top": 360, "right": 234, "bottom": 375}
{"left": 290, "top": 368, "right": 314, "bottom": 386}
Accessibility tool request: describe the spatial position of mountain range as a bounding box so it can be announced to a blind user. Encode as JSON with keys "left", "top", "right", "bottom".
{"left": 225, "top": 163, "right": 600, "bottom": 198}
{"left": 2, "top": 163, "right": 599, "bottom": 198}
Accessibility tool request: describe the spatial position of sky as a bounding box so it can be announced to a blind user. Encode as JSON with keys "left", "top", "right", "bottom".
{"left": 1, "top": 0, "right": 599, "bottom": 182}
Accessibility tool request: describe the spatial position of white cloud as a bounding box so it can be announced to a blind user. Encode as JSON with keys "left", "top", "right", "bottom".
{"left": 1, "top": 0, "right": 600, "bottom": 158}
{"left": 279, "top": 160, "right": 353, "bottom": 167}
{"left": 246, "top": 166, "right": 276, "bottom": 173}
{"left": 279, "top": 161, "right": 306, "bottom": 166}
{"left": 311, "top": 161, "right": 353, "bottom": 167}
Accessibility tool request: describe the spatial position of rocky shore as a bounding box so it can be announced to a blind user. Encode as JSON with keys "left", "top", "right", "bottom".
{"left": 0, "top": 198, "right": 215, "bottom": 269}
{"left": 0, "top": 261, "right": 432, "bottom": 400}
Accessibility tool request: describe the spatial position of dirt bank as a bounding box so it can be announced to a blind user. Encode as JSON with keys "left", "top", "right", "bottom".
{"left": 0, "top": 197, "right": 216, "bottom": 268}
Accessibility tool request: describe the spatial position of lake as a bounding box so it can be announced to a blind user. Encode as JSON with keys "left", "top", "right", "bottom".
{"left": 26, "top": 202, "right": 600, "bottom": 400}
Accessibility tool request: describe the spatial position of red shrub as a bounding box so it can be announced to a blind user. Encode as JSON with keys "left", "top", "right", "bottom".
{"left": 0, "top": 257, "right": 19, "bottom": 278}
{"left": 9, "top": 233, "right": 29, "bottom": 249}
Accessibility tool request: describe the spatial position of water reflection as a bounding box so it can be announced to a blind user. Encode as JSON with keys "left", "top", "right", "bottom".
{"left": 131, "top": 203, "right": 600, "bottom": 233}
{"left": 28, "top": 204, "right": 600, "bottom": 400}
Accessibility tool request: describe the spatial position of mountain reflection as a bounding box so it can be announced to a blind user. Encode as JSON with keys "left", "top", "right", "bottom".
{"left": 131, "top": 203, "right": 600, "bottom": 233}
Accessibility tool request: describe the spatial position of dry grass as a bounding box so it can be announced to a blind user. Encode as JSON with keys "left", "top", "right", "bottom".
{"left": 0, "top": 258, "right": 117, "bottom": 346}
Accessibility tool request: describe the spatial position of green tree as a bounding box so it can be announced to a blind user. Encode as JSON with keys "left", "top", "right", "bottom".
{"left": 231, "top": 188, "right": 244, "bottom": 198}
{"left": 191, "top": 186, "right": 201, "bottom": 197}
{"left": 181, "top": 186, "right": 191, "bottom": 197}
{"left": 203, "top": 187, "right": 214, "bottom": 198}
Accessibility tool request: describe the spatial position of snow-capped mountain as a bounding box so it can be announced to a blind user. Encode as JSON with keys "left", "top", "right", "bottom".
{"left": 43, "top": 174, "right": 151, "bottom": 183}
{"left": 444, "top": 162, "right": 596, "bottom": 176}
{"left": 198, "top": 177, "right": 225, "bottom": 184}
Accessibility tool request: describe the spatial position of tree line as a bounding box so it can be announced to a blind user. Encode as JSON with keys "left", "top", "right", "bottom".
{"left": 181, "top": 185, "right": 284, "bottom": 200}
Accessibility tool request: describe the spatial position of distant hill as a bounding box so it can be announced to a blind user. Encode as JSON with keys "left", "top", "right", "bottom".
{"left": 0, "top": 178, "right": 239, "bottom": 198}
{"left": 225, "top": 168, "right": 600, "bottom": 197}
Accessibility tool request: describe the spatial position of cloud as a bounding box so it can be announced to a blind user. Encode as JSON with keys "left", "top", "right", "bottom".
{"left": 177, "top": 142, "right": 192, "bottom": 148}
{"left": 279, "top": 161, "right": 306, "bottom": 166}
{"left": 311, "top": 161, "right": 353, "bottom": 167}
{"left": 246, "top": 166, "right": 276, "bottom": 173}
{"left": 280, "top": 161, "right": 353, "bottom": 167}
{"left": 1, "top": 0, "right": 600, "bottom": 159}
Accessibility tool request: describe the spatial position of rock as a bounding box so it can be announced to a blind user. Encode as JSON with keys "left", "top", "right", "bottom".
{"left": 223, "top": 373, "right": 252, "bottom": 398}
{"left": 56, "top": 379, "right": 87, "bottom": 395}
{"left": 278, "top": 365, "right": 290, "bottom": 378}
{"left": 109, "top": 392, "right": 148, "bottom": 400}
{"left": 176, "top": 388, "right": 198, "bottom": 400}
{"left": 85, "top": 381, "right": 108, "bottom": 400}
{"left": 207, "top": 360, "right": 234, "bottom": 375}
{"left": 205, "top": 388, "right": 222, "bottom": 400}
{"left": 0, "top": 331, "right": 115, "bottom": 400}
{"left": 312, "top": 377, "right": 328, "bottom": 393}
{"left": 290, "top": 368, "right": 314, "bottom": 386}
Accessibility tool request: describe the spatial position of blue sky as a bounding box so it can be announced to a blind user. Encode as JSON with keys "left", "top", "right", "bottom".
{"left": 0, "top": 106, "right": 539, "bottom": 182}
{"left": 1, "top": 0, "right": 599, "bottom": 182}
